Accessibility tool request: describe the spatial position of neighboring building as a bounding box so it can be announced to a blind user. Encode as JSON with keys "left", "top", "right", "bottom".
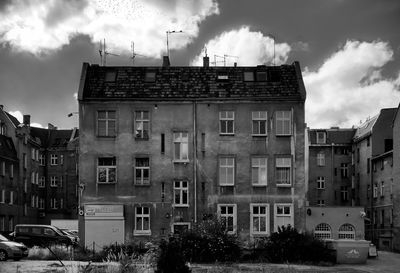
{"left": 308, "top": 128, "right": 355, "bottom": 207}
{"left": 0, "top": 105, "right": 79, "bottom": 234}
{"left": 353, "top": 108, "right": 396, "bottom": 249}
{"left": 392, "top": 104, "right": 400, "bottom": 252}
{"left": 78, "top": 58, "right": 307, "bottom": 249}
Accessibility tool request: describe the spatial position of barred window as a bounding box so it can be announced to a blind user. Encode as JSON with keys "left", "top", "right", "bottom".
{"left": 338, "top": 224, "right": 355, "bottom": 239}
{"left": 314, "top": 223, "right": 332, "bottom": 240}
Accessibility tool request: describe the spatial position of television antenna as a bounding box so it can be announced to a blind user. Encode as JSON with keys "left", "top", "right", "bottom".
{"left": 130, "top": 41, "right": 148, "bottom": 65}
{"left": 210, "top": 54, "right": 239, "bottom": 66}
{"left": 99, "top": 39, "right": 119, "bottom": 66}
{"left": 224, "top": 54, "right": 239, "bottom": 66}
{"left": 166, "top": 30, "right": 183, "bottom": 58}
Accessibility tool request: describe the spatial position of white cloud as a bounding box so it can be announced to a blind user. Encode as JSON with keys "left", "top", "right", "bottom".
{"left": 73, "top": 92, "right": 78, "bottom": 100}
{"left": 190, "top": 26, "right": 291, "bottom": 66}
{"left": 0, "top": 0, "right": 219, "bottom": 57}
{"left": 8, "top": 110, "right": 44, "bottom": 128}
{"left": 304, "top": 40, "right": 400, "bottom": 128}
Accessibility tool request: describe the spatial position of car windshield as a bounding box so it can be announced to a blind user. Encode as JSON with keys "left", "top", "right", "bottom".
{"left": 0, "top": 234, "right": 9, "bottom": 241}
{"left": 51, "top": 226, "right": 65, "bottom": 236}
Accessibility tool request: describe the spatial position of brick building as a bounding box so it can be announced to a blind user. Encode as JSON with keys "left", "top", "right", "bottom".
{"left": 0, "top": 106, "right": 79, "bottom": 234}
{"left": 307, "top": 128, "right": 355, "bottom": 207}
{"left": 77, "top": 58, "right": 307, "bottom": 249}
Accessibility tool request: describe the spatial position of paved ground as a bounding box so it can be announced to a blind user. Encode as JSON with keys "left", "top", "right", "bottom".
{"left": 1, "top": 251, "right": 400, "bottom": 273}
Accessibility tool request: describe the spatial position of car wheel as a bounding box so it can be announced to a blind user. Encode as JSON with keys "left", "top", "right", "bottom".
{"left": 0, "top": 250, "right": 8, "bottom": 261}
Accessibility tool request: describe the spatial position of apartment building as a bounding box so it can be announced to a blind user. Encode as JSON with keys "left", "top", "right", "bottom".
{"left": 392, "top": 104, "right": 400, "bottom": 252}
{"left": 308, "top": 128, "right": 355, "bottom": 207}
{"left": 78, "top": 57, "right": 307, "bottom": 249}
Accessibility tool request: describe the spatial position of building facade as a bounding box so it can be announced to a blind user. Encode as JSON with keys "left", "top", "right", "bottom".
{"left": 78, "top": 58, "right": 307, "bottom": 248}
{"left": 307, "top": 128, "right": 355, "bottom": 207}
{"left": 392, "top": 105, "right": 400, "bottom": 252}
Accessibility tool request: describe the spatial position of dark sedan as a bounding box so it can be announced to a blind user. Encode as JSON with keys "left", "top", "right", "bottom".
{"left": 0, "top": 234, "right": 29, "bottom": 261}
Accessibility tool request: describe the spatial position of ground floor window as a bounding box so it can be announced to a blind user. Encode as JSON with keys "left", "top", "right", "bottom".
{"left": 217, "top": 204, "right": 237, "bottom": 234}
{"left": 250, "top": 204, "right": 270, "bottom": 236}
{"left": 274, "top": 203, "right": 294, "bottom": 232}
{"left": 172, "top": 222, "right": 190, "bottom": 234}
{"left": 134, "top": 206, "right": 150, "bottom": 235}
{"left": 314, "top": 223, "right": 332, "bottom": 239}
{"left": 338, "top": 223, "right": 355, "bottom": 239}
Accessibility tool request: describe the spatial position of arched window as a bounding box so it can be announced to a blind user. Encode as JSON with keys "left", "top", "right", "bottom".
{"left": 338, "top": 223, "right": 355, "bottom": 239}
{"left": 314, "top": 223, "right": 331, "bottom": 239}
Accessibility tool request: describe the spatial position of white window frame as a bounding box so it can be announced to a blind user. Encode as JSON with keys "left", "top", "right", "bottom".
{"left": 316, "top": 131, "right": 326, "bottom": 144}
{"left": 373, "top": 184, "right": 378, "bottom": 198}
{"left": 317, "top": 199, "right": 325, "bottom": 206}
{"left": 275, "top": 157, "right": 292, "bottom": 187}
{"left": 39, "top": 177, "right": 45, "bottom": 188}
{"left": 134, "top": 158, "right": 150, "bottom": 185}
{"left": 50, "top": 198, "right": 58, "bottom": 209}
{"left": 317, "top": 176, "right": 325, "bottom": 189}
{"left": 341, "top": 186, "right": 348, "bottom": 201}
{"left": 39, "top": 154, "right": 45, "bottom": 166}
{"left": 50, "top": 154, "right": 58, "bottom": 165}
{"left": 9, "top": 191, "right": 14, "bottom": 205}
{"left": 135, "top": 111, "right": 150, "bottom": 139}
{"left": 35, "top": 149, "right": 39, "bottom": 161}
{"left": 172, "top": 222, "right": 191, "bottom": 234}
{"left": 217, "top": 204, "right": 237, "bottom": 235}
{"left": 317, "top": 153, "right": 325, "bottom": 166}
{"left": 50, "top": 176, "right": 58, "bottom": 187}
{"left": 31, "top": 195, "right": 35, "bottom": 208}
{"left": 314, "top": 223, "right": 332, "bottom": 240}
{"left": 251, "top": 157, "right": 268, "bottom": 186}
{"left": 31, "top": 148, "right": 35, "bottom": 160}
{"left": 275, "top": 111, "right": 292, "bottom": 136}
{"left": 219, "top": 111, "right": 235, "bottom": 135}
{"left": 338, "top": 223, "right": 355, "bottom": 239}
{"left": 35, "top": 172, "right": 39, "bottom": 185}
{"left": 274, "top": 203, "right": 294, "bottom": 232}
{"left": 173, "top": 180, "right": 189, "bottom": 207}
{"left": 219, "top": 157, "right": 235, "bottom": 186}
{"left": 134, "top": 206, "right": 151, "bottom": 235}
{"left": 252, "top": 111, "right": 267, "bottom": 136}
{"left": 97, "top": 110, "right": 116, "bottom": 137}
{"left": 31, "top": 171, "right": 35, "bottom": 184}
{"left": 380, "top": 181, "right": 384, "bottom": 197}
{"left": 341, "top": 163, "right": 348, "bottom": 178}
{"left": 173, "top": 132, "right": 189, "bottom": 162}
{"left": 97, "top": 157, "right": 117, "bottom": 184}
{"left": 250, "top": 203, "right": 270, "bottom": 236}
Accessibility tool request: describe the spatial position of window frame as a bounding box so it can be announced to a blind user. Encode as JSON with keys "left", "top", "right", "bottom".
{"left": 217, "top": 204, "right": 237, "bottom": 235}
{"left": 219, "top": 156, "right": 235, "bottom": 186}
{"left": 97, "top": 110, "right": 117, "bottom": 137}
{"left": 275, "top": 111, "right": 292, "bottom": 136}
{"left": 251, "top": 157, "right": 268, "bottom": 186}
{"left": 316, "top": 131, "right": 326, "bottom": 144}
{"left": 97, "top": 157, "right": 117, "bottom": 184}
{"left": 172, "top": 222, "right": 191, "bottom": 234}
{"left": 317, "top": 152, "right": 325, "bottom": 166}
{"left": 173, "top": 180, "right": 189, "bottom": 207}
{"left": 134, "top": 206, "right": 151, "bottom": 235}
{"left": 50, "top": 154, "right": 58, "bottom": 165}
{"left": 275, "top": 156, "right": 292, "bottom": 187}
{"left": 134, "top": 157, "right": 150, "bottom": 186}
{"left": 314, "top": 223, "right": 332, "bottom": 240}
{"left": 173, "top": 132, "right": 189, "bottom": 163}
{"left": 274, "top": 203, "right": 294, "bottom": 232}
{"left": 252, "top": 111, "right": 268, "bottom": 136}
{"left": 338, "top": 223, "right": 355, "bottom": 239}
{"left": 39, "top": 176, "right": 45, "bottom": 188}
{"left": 317, "top": 176, "right": 325, "bottom": 189}
{"left": 134, "top": 111, "right": 150, "bottom": 139}
{"left": 219, "top": 111, "right": 235, "bottom": 135}
{"left": 50, "top": 176, "right": 58, "bottom": 187}
{"left": 250, "top": 203, "right": 270, "bottom": 236}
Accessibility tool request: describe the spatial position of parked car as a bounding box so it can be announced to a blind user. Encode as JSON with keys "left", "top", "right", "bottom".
{"left": 60, "top": 229, "right": 79, "bottom": 243}
{"left": 0, "top": 234, "right": 29, "bottom": 261}
{"left": 12, "top": 224, "right": 74, "bottom": 247}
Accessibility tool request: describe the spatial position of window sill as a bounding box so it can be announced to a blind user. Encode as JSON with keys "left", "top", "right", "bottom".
{"left": 275, "top": 134, "right": 292, "bottom": 137}
{"left": 251, "top": 233, "right": 269, "bottom": 237}
{"left": 173, "top": 160, "right": 190, "bottom": 164}
{"left": 97, "top": 182, "right": 117, "bottom": 185}
{"left": 134, "top": 231, "right": 151, "bottom": 236}
{"left": 252, "top": 134, "right": 267, "bottom": 137}
{"left": 252, "top": 184, "right": 267, "bottom": 187}
{"left": 219, "top": 184, "right": 235, "bottom": 187}
{"left": 173, "top": 204, "right": 189, "bottom": 208}
{"left": 219, "top": 133, "right": 235, "bottom": 136}
{"left": 134, "top": 183, "right": 151, "bottom": 186}
{"left": 276, "top": 184, "right": 291, "bottom": 188}
{"left": 96, "top": 135, "right": 116, "bottom": 138}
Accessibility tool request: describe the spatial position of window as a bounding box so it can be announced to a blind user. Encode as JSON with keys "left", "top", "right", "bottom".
{"left": 174, "top": 180, "right": 189, "bottom": 207}
{"left": 23, "top": 153, "right": 27, "bottom": 169}
{"left": 274, "top": 204, "right": 294, "bottom": 232}
{"left": 105, "top": 71, "right": 116, "bottom": 82}
{"left": 275, "top": 111, "right": 291, "bottom": 136}
{"left": 50, "top": 176, "right": 58, "bottom": 187}
{"left": 172, "top": 223, "right": 190, "bottom": 234}
{"left": 8, "top": 216, "right": 13, "bottom": 232}
{"left": 173, "top": 132, "right": 189, "bottom": 162}
{"left": 135, "top": 111, "right": 149, "bottom": 139}
{"left": 161, "top": 133, "right": 165, "bottom": 154}
{"left": 97, "top": 157, "right": 117, "bottom": 183}
{"left": 39, "top": 198, "right": 45, "bottom": 209}
{"left": 0, "top": 123, "right": 6, "bottom": 135}
{"left": 250, "top": 204, "right": 270, "bottom": 236}
{"left": 367, "top": 185, "right": 371, "bottom": 199}
{"left": 50, "top": 154, "right": 58, "bottom": 165}
{"left": 357, "top": 148, "right": 360, "bottom": 163}
{"left": 243, "top": 71, "right": 254, "bottom": 81}
{"left": 31, "top": 148, "right": 35, "bottom": 160}
{"left": 251, "top": 157, "right": 268, "bottom": 186}
{"left": 252, "top": 111, "right": 267, "bottom": 136}
{"left": 161, "top": 182, "right": 165, "bottom": 202}
{"left": 35, "top": 172, "right": 39, "bottom": 184}
{"left": 219, "top": 111, "right": 234, "bottom": 135}
{"left": 317, "top": 176, "right": 325, "bottom": 189}
{"left": 219, "top": 157, "right": 235, "bottom": 186}
{"left": 39, "top": 154, "right": 45, "bottom": 166}
{"left": 10, "top": 164, "right": 13, "bottom": 178}
{"left": 367, "top": 137, "right": 370, "bottom": 147}
{"left": 275, "top": 157, "right": 291, "bottom": 186}
{"left": 317, "top": 199, "right": 325, "bottom": 206}
{"left": 341, "top": 163, "right": 348, "bottom": 178}
{"left": 0, "top": 216, "right": 4, "bottom": 232}
{"left": 314, "top": 223, "right": 331, "bottom": 240}
{"left": 145, "top": 72, "right": 156, "bottom": 82}
{"left": 256, "top": 71, "right": 267, "bottom": 81}
{"left": 134, "top": 206, "right": 151, "bottom": 235}
{"left": 0, "top": 190, "right": 4, "bottom": 203}
{"left": 39, "top": 177, "right": 45, "bottom": 188}
{"left": 60, "top": 198, "right": 63, "bottom": 209}
{"left": 31, "top": 171, "right": 35, "bottom": 184}
{"left": 1, "top": 162, "right": 5, "bottom": 176}
{"left": 373, "top": 184, "right": 378, "bottom": 198}
{"left": 338, "top": 224, "right": 355, "bottom": 239}
{"left": 367, "top": 158, "right": 370, "bottom": 173}
{"left": 341, "top": 186, "right": 348, "bottom": 201}
{"left": 135, "top": 158, "right": 150, "bottom": 185}
{"left": 24, "top": 178, "right": 27, "bottom": 193}
{"left": 59, "top": 176, "right": 63, "bottom": 187}
{"left": 218, "top": 204, "right": 237, "bottom": 234}
{"left": 50, "top": 198, "right": 58, "bottom": 209}
{"left": 317, "top": 153, "right": 325, "bottom": 166}
{"left": 9, "top": 191, "right": 14, "bottom": 205}
{"left": 60, "top": 155, "right": 64, "bottom": 165}
{"left": 97, "top": 110, "right": 116, "bottom": 137}
{"left": 31, "top": 195, "right": 35, "bottom": 207}
{"left": 380, "top": 181, "right": 384, "bottom": 197}
{"left": 36, "top": 149, "right": 39, "bottom": 161}
{"left": 316, "top": 131, "right": 326, "bottom": 144}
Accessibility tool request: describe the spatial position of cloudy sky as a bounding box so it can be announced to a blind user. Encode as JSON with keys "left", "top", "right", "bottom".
{"left": 0, "top": 0, "right": 399, "bottom": 129}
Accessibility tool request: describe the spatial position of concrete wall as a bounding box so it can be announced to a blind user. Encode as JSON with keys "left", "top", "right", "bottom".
{"left": 305, "top": 206, "right": 365, "bottom": 240}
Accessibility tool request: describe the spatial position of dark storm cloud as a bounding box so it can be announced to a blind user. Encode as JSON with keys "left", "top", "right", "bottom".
{"left": 0, "top": 0, "right": 12, "bottom": 11}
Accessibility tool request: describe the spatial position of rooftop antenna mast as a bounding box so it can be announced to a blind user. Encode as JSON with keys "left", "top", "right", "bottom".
{"left": 269, "top": 34, "right": 275, "bottom": 66}
{"left": 224, "top": 54, "right": 239, "bottom": 66}
{"left": 211, "top": 54, "right": 225, "bottom": 67}
{"left": 99, "top": 39, "right": 119, "bottom": 66}
{"left": 130, "top": 41, "right": 148, "bottom": 65}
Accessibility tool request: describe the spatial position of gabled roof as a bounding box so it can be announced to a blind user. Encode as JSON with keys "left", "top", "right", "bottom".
{"left": 5, "top": 112, "right": 20, "bottom": 127}
{"left": 353, "top": 115, "right": 378, "bottom": 141}
{"left": 79, "top": 62, "right": 306, "bottom": 101}
{"left": 30, "top": 127, "right": 78, "bottom": 148}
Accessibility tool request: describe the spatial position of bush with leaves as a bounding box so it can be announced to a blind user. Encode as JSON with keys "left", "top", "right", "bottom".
{"left": 260, "top": 225, "right": 335, "bottom": 264}
{"left": 156, "top": 237, "right": 190, "bottom": 273}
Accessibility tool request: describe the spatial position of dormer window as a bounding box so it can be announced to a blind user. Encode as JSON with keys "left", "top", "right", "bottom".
{"left": 145, "top": 72, "right": 156, "bottom": 82}
{"left": 105, "top": 71, "right": 117, "bottom": 82}
{"left": 316, "top": 131, "right": 326, "bottom": 144}
{"left": 243, "top": 72, "right": 254, "bottom": 82}
{"left": 256, "top": 71, "right": 267, "bottom": 81}
{"left": 217, "top": 74, "right": 229, "bottom": 80}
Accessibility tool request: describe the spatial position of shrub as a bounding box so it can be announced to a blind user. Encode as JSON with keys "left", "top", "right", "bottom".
{"left": 156, "top": 237, "right": 190, "bottom": 273}
{"left": 259, "top": 225, "right": 335, "bottom": 264}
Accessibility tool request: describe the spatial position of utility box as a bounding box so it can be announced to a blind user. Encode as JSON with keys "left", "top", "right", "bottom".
{"left": 326, "top": 239, "right": 370, "bottom": 264}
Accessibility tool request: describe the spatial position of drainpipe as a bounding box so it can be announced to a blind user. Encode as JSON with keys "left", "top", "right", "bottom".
{"left": 193, "top": 101, "right": 197, "bottom": 223}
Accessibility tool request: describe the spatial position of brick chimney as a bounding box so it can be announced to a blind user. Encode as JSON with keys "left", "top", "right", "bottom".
{"left": 162, "top": 56, "right": 170, "bottom": 67}
{"left": 23, "top": 115, "right": 30, "bottom": 126}
{"left": 203, "top": 56, "right": 209, "bottom": 67}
